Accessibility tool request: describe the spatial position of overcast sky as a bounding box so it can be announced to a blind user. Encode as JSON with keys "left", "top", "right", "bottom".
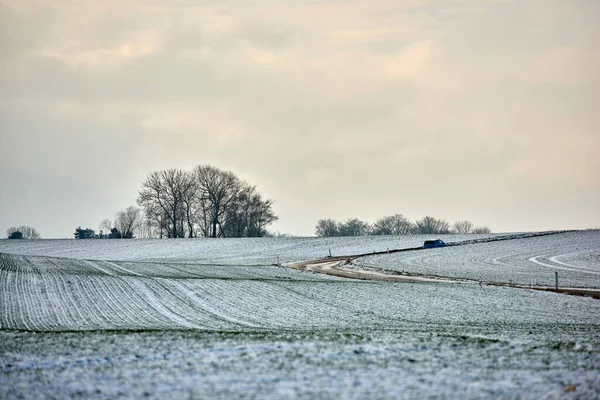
{"left": 1, "top": 0, "right": 599, "bottom": 238}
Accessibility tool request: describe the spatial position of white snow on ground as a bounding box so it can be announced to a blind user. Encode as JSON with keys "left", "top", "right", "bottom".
{"left": 3, "top": 251, "right": 599, "bottom": 332}
{"left": 354, "top": 230, "right": 600, "bottom": 288}
{"left": 2, "top": 327, "right": 599, "bottom": 400}
{"left": 0, "top": 234, "right": 504, "bottom": 264}
{"left": 1, "top": 232, "right": 599, "bottom": 399}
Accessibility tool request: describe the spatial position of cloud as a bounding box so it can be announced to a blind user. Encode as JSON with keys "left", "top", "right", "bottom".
{"left": 38, "top": 43, "right": 155, "bottom": 70}
{"left": 382, "top": 39, "right": 435, "bottom": 81}
{"left": 527, "top": 44, "right": 600, "bottom": 86}
{"left": 305, "top": 169, "right": 340, "bottom": 187}
{"left": 1, "top": 0, "right": 599, "bottom": 236}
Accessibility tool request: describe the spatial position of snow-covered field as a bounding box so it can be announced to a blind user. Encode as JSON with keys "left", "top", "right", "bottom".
{"left": 1, "top": 232, "right": 599, "bottom": 399}
{"left": 354, "top": 230, "right": 600, "bottom": 288}
{"left": 0, "top": 233, "right": 505, "bottom": 264}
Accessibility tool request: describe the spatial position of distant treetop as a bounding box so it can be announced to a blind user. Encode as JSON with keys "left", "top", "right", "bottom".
{"left": 314, "top": 215, "right": 491, "bottom": 237}
{"left": 6, "top": 226, "right": 41, "bottom": 239}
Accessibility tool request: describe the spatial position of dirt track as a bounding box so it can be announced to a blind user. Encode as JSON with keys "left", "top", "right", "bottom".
{"left": 286, "top": 257, "right": 600, "bottom": 299}
{"left": 287, "top": 257, "right": 453, "bottom": 283}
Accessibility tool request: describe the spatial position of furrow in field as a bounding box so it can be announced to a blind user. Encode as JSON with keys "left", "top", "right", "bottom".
{"left": 274, "top": 280, "right": 407, "bottom": 327}
{"left": 152, "top": 279, "right": 251, "bottom": 328}
{"left": 0, "top": 253, "right": 17, "bottom": 272}
{"left": 160, "top": 262, "right": 212, "bottom": 278}
{"left": 135, "top": 278, "right": 214, "bottom": 328}
{"left": 0, "top": 271, "right": 16, "bottom": 329}
{"left": 263, "top": 281, "right": 368, "bottom": 327}
{"left": 67, "top": 274, "right": 104, "bottom": 328}
{"left": 81, "top": 259, "right": 116, "bottom": 276}
{"left": 104, "top": 261, "right": 146, "bottom": 276}
{"left": 15, "top": 270, "right": 34, "bottom": 330}
{"left": 53, "top": 271, "right": 92, "bottom": 326}
{"left": 228, "top": 280, "right": 310, "bottom": 328}
{"left": 30, "top": 271, "right": 75, "bottom": 330}
{"left": 98, "top": 277, "right": 173, "bottom": 330}
{"left": 200, "top": 279, "right": 368, "bottom": 330}
{"left": 222, "top": 280, "right": 319, "bottom": 328}
{"left": 19, "top": 270, "right": 55, "bottom": 331}
{"left": 31, "top": 272, "right": 58, "bottom": 331}
{"left": 124, "top": 279, "right": 201, "bottom": 329}
{"left": 44, "top": 272, "right": 78, "bottom": 328}
{"left": 64, "top": 275, "right": 117, "bottom": 329}
{"left": 184, "top": 279, "right": 297, "bottom": 328}
{"left": 121, "top": 261, "right": 201, "bottom": 278}
{"left": 159, "top": 278, "right": 252, "bottom": 329}
{"left": 182, "top": 279, "right": 316, "bottom": 329}
{"left": 86, "top": 277, "right": 145, "bottom": 329}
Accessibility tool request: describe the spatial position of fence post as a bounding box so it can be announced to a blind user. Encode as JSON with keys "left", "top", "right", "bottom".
{"left": 555, "top": 271, "right": 558, "bottom": 290}
{"left": 329, "top": 249, "right": 332, "bottom": 257}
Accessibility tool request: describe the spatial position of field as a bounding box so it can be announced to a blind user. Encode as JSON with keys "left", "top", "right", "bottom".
{"left": 1, "top": 232, "right": 599, "bottom": 399}
{"left": 354, "top": 231, "right": 600, "bottom": 289}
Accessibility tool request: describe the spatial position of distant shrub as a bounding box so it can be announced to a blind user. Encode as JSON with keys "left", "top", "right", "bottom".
{"left": 6, "top": 226, "right": 40, "bottom": 239}
{"left": 8, "top": 231, "right": 23, "bottom": 239}
{"left": 472, "top": 226, "right": 492, "bottom": 234}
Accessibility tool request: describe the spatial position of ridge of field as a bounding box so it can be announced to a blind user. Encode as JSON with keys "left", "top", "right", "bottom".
{"left": 0, "top": 233, "right": 508, "bottom": 264}
{"left": 353, "top": 230, "right": 600, "bottom": 289}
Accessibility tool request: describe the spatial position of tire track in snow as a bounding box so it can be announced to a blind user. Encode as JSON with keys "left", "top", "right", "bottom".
{"left": 93, "top": 277, "right": 150, "bottom": 329}
{"left": 528, "top": 255, "right": 600, "bottom": 276}
{"left": 548, "top": 252, "right": 600, "bottom": 273}
{"left": 82, "top": 260, "right": 116, "bottom": 276}
{"left": 100, "top": 277, "right": 169, "bottom": 329}
{"left": 104, "top": 261, "right": 146, "bottom": 276}
{"left": 126, "top": 279, "right": 201, "bottom": 329}
{"left": 182, "top": 279, "right": 268, "bottom": 328}
{"left": 159, "top": 279, "right": 259, "bottom": 328}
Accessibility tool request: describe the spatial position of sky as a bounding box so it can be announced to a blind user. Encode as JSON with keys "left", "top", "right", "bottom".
{"left": 1, "top": 0, "right": 599, "bottom": 238}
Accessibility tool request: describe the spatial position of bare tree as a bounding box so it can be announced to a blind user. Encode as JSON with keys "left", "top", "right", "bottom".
{"left": 138, "top": 171, "right": 168, "bottom": 237}
{"left": 6, "top": 226, "right": 41, "bottom": 239}
{"left": 114, "top": 206, "right": 141, "bottom": 238}
{"left": 472, "top": 226, "right": 492, "bottom": 234}
{"left": 194, "top": 196, "right": 213, "bottom": 238}
{"left": 372, "top": 214, "right": 415, "bottom": 235}
{"left": 222, "top": 184, "right": 278, "bottom": 237}
{"left": 315, "top": 219, "right": 341, "bottom": 237}
{"left": 242, "top": 187, "right": 278, "bottom": 237}
{"left": 99, "top": 219, "right": 112, "bottom": 232}
{"left": 315, "top": 218, "right": 340, "bottom": 237}
{"left": 137, "top": 169, "right": 189, "bottom": 238}
{"left": 415, "top": 216, "right": 451, "bottom": 234}
{"left": 339, "top": 218, "right": 371, "bottom": 236}
{"left": 452, "top": 220, "right": 474, "bottom": 234}
{"left": 136, "top": 214, "right": 158, "bottom": 238}
{"left": 194, "top": 165, "right": 244, "bottom": 238}
{"left": 180, "top": 171, "right": 198, "bottom": 238}
{"left": 137, "top": 165, "right": 278, "bottom": 238}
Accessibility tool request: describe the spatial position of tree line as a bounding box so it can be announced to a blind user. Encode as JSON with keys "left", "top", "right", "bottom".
{"left": 6, "top": 226, "right": 41, "bottom": 239}
{"left": 137, "top": 165, "right": 278, "bottom": 238}
{"left": 315, "top": 214, "right": 491, "bottom": 237}
{"left": 74, "top": 164, "right": 279, "bottom": 239}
